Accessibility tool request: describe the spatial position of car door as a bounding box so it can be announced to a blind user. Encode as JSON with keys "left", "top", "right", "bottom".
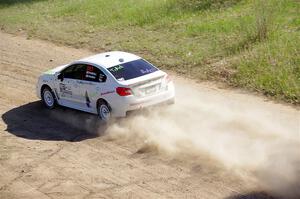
{"left": 55, "top": 64, "right": 86, "bottom": 108}
{"left": 79, "top": 65, "right": 108, "bottom": 111}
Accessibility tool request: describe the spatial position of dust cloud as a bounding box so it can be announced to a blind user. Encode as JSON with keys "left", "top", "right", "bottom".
{"left": 104, "top": 80, "right": 300, "bottom": 198}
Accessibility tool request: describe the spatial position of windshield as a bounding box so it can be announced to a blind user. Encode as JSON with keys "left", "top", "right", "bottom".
{"left": 107, "top": 59, "right": 158, "bottom": 81}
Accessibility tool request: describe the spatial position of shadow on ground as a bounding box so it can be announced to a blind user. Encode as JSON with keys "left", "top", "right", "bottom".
{"left": 0, "top": 0, "right": 44, "bottom": 6}
{"left": 1, "top": 101, "right": 106, "bottom": 142}
{"left": 226, "top": 191, "right": 279, "bottom": 199}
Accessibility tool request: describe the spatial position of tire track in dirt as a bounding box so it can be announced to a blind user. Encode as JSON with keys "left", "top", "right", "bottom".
{"left": 0, "top": 32, "right": 299, "bottom": 199}
{"left": 0, "top": 32, "right": 247, "bottom": 199}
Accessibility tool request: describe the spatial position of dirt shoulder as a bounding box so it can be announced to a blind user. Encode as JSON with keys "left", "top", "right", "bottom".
{"left": 0, "top": 32, "right": 299, "bottom": 199}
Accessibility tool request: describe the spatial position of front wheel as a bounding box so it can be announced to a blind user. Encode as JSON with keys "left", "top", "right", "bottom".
{"left": 42, "top": 87, "right": 56, "bottom": 109}
{"left": 97, "top": 101, "right": 111, "bottom": 122}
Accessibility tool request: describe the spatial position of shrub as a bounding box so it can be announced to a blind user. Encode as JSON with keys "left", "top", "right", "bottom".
{"left": 167, "top": 0, "right": 241, "bottom": 12}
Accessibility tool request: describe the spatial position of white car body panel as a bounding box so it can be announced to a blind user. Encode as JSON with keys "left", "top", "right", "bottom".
{"left": 36, "top": 51, "right": 175, "bottom": 118}
{"left": 78, "top": 51, "right": 140, "bottom": 68}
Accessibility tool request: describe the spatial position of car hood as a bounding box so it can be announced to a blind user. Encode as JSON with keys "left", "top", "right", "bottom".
{"left": 43, "top": 64, "right": 68, "bottom": 75}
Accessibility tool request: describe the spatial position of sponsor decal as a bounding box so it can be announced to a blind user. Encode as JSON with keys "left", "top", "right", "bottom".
{"left": 87, "top": 65, "right": 94, "bottom": 72}
{"left": 109, "top": 65, "right": 124, "bottom": 73}
{"left": 86, "top": 66, "right": 97, "bottom": 80}
{"left": 86, "top": 74, "right": 96, "bottom": 79}
{"left": 86, "top": 71, "right": 97, "bottom": 76}
{"left": 59, "top": 83, "right": 72, "bottom": 96}
{"left": 101, "top": 91, "right": 115, "bottom": 96}
{"left": 85, "top": 91, "right": 91, "bottom": 108}
{"left": 78, "top": 81, "right": 94, "bottom": 85}
{"left": 140, "top": 68, "right": 155, "bottom": 74}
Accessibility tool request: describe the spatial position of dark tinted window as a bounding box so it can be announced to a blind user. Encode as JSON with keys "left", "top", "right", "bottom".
{"left": 63, "top": 64, "right": 107, "bottom": 82}
{"left": 107, "top": 59, "right": 158, "bottom": 81}
{"left": 85, "top": 65, "right": 107, "bottom": 82}
{"left": 63, "top": 64, "right": 86, "bottom": 80}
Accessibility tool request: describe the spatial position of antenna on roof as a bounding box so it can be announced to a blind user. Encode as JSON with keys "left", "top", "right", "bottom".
{"left": 119, "top": 58, "right": 124, "bottom": 62}
{"left": 105, "top": 54, "right": 110, "bottom": 57}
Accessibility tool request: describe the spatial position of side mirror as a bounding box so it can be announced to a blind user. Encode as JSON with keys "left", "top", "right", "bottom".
{"left": 58, "top": 73, "right": 64, "bottom": 81}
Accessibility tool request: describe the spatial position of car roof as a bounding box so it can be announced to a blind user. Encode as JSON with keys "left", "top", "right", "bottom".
{"left": 77, "top": 51, "right": 141, "bottom": 68}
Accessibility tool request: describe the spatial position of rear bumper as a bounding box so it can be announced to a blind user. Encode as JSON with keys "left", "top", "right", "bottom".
{"left": 111, "top": 83, "right": 175, "bottom": 117}
{"left": 126, "top": 98, "right": 174, "bottom": 116}
{"left": 127, "top": 90, "right": 175, "bottom": 111}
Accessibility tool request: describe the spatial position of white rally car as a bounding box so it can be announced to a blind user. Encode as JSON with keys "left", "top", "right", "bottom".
{"left": 36, "top": 51, "right": 175, "bottom": 121}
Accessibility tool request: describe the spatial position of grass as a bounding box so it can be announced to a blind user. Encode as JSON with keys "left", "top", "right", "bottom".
{"left": 0, "top": 0, "right": 299, "bottom": 104}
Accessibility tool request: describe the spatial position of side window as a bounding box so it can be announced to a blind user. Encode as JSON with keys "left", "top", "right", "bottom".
{"left": 63, "top": 65, "right": 76, "bottom": 79}
{"left": 72, "top": 65, "right": 86, "bottom": 80}
{"left": 85, "top": 65, "right": 107, "bottom": 83}
{"left": 63, "top": 64, "right": 86, "bottom": 80}
{"left": 98, "top": 70, "right": 107, "bottom": 82}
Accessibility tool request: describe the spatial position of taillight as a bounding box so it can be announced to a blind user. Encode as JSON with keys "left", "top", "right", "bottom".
{"left": 116, "top": 87, "right": 132, "bottom": 96}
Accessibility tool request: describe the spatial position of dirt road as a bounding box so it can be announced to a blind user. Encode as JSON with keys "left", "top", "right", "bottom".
{"left": 0, "top": 32, "right": 299, "bottom": 199}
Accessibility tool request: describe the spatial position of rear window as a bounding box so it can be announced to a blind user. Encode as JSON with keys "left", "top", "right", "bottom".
{"left": 107, "top": 59, "right": 158, "bottom": 81}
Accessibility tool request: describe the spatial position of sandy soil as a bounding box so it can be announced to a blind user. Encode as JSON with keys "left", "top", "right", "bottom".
{"left": 0, "top": 32, "right": 299, "bottom": 199}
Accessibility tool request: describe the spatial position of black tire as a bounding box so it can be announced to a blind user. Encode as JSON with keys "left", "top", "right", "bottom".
{"left": 97, "top": 100, "right": 111, "bottom": 122}
{"left": 41, "top": 87, "right": 56, "bottom": 109}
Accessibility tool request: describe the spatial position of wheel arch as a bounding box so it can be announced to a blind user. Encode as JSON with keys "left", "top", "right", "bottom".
{"left": 96, "top": 98, "right": 111, "bottom": 111}
{"left": 40, "top": 84, "right": 58, "bottom": 100}
{"left": 40, "top": 84, "right": 57, "bottom": 108}
{"left": 40, "top": 84, "right": 52, "bottom": 95}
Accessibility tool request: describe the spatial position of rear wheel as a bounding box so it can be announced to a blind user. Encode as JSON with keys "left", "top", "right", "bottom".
{"left": 97, "top": 101, "right": 111, "bottom": 122}
{"left": 42, "top": 87, "right": 56, "bottom": 109}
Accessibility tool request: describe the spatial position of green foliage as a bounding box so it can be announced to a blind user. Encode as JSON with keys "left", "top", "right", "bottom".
{"left": 168, "top": 0, "right": 242, "bottom": 11}
{"left": 0, "top": 0, "right": 299, "bottom": 103}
